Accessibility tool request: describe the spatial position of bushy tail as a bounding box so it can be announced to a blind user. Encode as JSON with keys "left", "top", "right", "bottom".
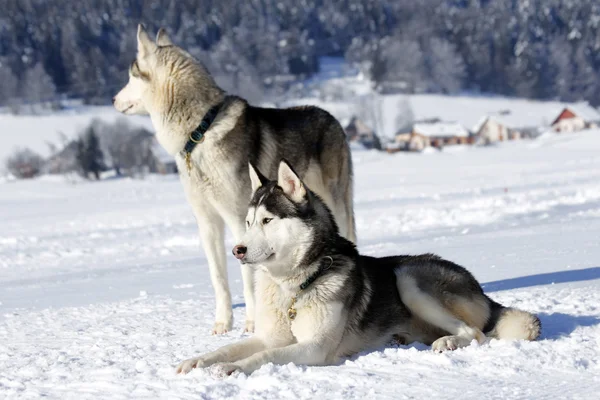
{"left": 485, "top": 299, "right": 541, "bottom": 341}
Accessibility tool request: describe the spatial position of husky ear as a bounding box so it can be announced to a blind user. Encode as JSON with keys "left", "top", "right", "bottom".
{"left": 277, "top": 160, "right": 306, "bottom": 202}
{"left": 137, "top": 24, "right": 157, "bottom": 58}
{"left": 248, "top": 163, "right": 268, "bottom": 193}
{"left": 156, "top": 28, "right": 173, "bottom": 46}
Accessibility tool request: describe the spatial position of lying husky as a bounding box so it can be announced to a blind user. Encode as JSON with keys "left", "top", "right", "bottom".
{"left": 176, "top": 160, "right": 541, "bottom": 376}
{"left": 113, "top": 25, "right": 355, "bottom": 334}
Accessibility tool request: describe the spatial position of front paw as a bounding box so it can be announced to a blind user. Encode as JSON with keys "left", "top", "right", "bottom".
{"left": 210, "top": 362, "right": 242, "bottom": 378}
{"left": 212, "top": 321, "right": 232, "bottom": 335}
{"left": 244, "top": 320, "right": 255, "bottom": 333}
{"left": 176, "top": 357, "right": 206, "bottom": 374}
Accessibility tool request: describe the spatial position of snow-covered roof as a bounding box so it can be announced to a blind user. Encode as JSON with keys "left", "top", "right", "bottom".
{"left": 556, "top": 102, "right": 600, "bottom": 123}
{"left": 413, "top": 122, "right": 469, "bottom": 138}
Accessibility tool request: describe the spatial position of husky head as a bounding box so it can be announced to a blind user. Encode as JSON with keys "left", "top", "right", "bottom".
{"left": 232, "top": 160, "right": 339, "bottom": 278}
{"left": 113, "top": 25, "right": 224, "bottom": 151}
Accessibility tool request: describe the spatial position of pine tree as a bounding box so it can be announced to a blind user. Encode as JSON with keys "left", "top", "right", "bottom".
{"left": 76, "top": 126, "right": 105, "bottom": 180}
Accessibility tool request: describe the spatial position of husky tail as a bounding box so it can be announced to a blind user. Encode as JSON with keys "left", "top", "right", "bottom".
{"left": 485, "top": 298, "right": 541, "bottom": 341}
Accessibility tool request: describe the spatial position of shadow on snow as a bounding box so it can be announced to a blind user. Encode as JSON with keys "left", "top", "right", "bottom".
{"left": 482, "top": 267, "right": 600, "bottom": 292}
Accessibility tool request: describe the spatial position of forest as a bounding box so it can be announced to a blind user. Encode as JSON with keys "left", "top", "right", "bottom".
{"left": 1, "top": 0, "right": 600, "bottom": 107}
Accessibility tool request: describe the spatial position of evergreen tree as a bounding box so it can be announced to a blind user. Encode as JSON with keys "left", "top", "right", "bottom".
{"left": 76, "top": 126, "right": 105, "bottom": 180}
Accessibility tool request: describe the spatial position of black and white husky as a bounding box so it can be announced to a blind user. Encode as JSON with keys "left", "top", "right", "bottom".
{"left": 113, "top": 25, "right": 355, "bottom": 334}
{"left": 176, "top": 160, "right": 541, "bottom": 377}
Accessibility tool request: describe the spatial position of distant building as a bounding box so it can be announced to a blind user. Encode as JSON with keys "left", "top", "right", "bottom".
{"left": 344, "top": 117, "right": 382, "bottom": 150}
{"left": 395, "top": 121, "right": 471, "bottom": 151}
{"left": 473, "top": 116, "right": 517, "bottom": 144}
{"left": 472, "top": 110, "right": 543, "bottom": 144}
{"left": 550, "top": 103, "right": 600, "bottom": 133}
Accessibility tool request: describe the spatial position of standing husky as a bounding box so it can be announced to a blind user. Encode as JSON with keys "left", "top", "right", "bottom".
{"left": 176, "top": 160, "right": 541, "bottom": 376}
{"left": 113, "top": 25, "right": 355, "bottom": 334}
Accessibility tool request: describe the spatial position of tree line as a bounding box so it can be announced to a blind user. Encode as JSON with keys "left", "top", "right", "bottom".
{"left": 1, "top": 0, "right": 600, "bottom": 109}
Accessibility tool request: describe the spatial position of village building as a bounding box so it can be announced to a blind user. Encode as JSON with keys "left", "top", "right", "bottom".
{"left": 395, "top": 121, "right": 470, "bottom": 151}
{"left": 472, "top": 111, "right": 542, "bottom": 145}
{"left": 550, "top": 103, "right": 600, "bottom": 133}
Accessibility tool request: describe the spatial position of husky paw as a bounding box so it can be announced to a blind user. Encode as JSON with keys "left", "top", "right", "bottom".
{"left": 244, "top": 320, "right": 255, "bottom": 333}
{"left": 176, "top": 357, "right": 207, "bottom": 374}
{"left": 431, "top": 335, "right": 472, "bottom": 353}
{"left": 211, "top": 362, "right": 242, "bottom": 378}
{"left": 212, "top": 321, "right": 232, "bottom": 335}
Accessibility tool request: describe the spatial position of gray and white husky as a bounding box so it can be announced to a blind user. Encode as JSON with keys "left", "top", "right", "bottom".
{"left": 176, "top": 160, "right": 541, "bottom": 377}
{"left": 113, "top": 25, "right": 355, "bottom": 334}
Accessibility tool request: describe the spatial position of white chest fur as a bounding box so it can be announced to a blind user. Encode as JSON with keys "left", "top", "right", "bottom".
{"left": 255, "top": 270, "right": 345, "bottom": 345}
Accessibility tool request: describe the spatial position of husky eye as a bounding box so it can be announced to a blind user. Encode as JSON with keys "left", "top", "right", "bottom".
{"left": 130, "top": 60, "right": 149, "bottom": 81}
{"left": 262, "top": 218, "right": 273, "bottom": 225}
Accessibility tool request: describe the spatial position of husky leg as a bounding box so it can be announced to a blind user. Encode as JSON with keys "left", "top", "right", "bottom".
{"left": 225, "top": 215, "right": 256, "bottom": 333}
{"left": 195, "top": 209, "right": 233, "bottom": 334}
{"left": 176, "top": 337, "right": 267, "bottom": 374}
{"left": 396, "top": 273, "right": 487, "bottom": 352}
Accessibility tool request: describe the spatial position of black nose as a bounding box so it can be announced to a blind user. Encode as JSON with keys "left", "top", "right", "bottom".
{"left": 232, "top": 245, "right": 247, "bottom": 260}
{"left": 112, "top": 97, "right": 116, "bottom": 104}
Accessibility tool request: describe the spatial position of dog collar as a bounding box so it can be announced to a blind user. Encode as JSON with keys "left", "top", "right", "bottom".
{"left": 181, "top": 98, "right": 227, "bottom": 173}
{"left": 287, "top": 256, "right": 333, "bottom": 320}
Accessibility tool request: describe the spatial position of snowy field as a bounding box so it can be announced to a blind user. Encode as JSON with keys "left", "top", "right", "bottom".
{"left": 2, "top": 131, "right": 600, "bottom": 399}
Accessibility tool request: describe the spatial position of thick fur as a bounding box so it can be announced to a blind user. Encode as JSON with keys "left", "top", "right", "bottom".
{"left": 113, "top": 26, "right": 355, "bottom": 334}
{"left": 176, "top": 161, "right": 541, "bottom": 377}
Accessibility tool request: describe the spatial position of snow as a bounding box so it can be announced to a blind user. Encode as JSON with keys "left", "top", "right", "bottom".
{"left": 413, "top": 121, "right": 469, "bottom": 137}
{"left": 0, "top": 107, "right": 153, "bottom": 165}
{"left": 2, "top": 126, "right": 600, "bottom": 398}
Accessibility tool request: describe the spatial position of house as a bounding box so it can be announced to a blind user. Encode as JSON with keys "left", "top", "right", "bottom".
{"left": 473, "top": 116, "right": 517, "bottom": 144}
{"left": 472, "top": 110, "right": 542, "bottom": 145}
{"left": 395, "top": 121, "right": 470, "bottom": 151}
{"left": 344, "top": 117, "right": 382, "bottom": 150}
{"left": 550, "top": 103, "right": 600, "bottom": 133}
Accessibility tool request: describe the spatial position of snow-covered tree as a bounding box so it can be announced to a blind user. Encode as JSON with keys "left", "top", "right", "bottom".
{"left": 20, "top": 63, "right": 56, "bottom": 107}
{"left": 0, "top": 64, "right": 18, "bottom": 107}
{"left": 6, "top": 148, "right": 44, "bottom": 179}
{"left": 379, "top": 38, "right": 426, "bottom": 93}
{"left": 426, "top": 38, "right": 466, "bottom": 94}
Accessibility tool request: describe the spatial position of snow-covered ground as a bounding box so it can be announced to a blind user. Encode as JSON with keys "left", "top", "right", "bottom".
{"left": 2, "top": 130, "right": 600, "bottom": 399}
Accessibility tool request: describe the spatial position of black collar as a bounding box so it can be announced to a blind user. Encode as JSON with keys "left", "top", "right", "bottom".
{"left": 299, "top": 256, "right": 333, "bottom": 291}
{"left": 182, "top": 98, "right": 227, "bottom": 156}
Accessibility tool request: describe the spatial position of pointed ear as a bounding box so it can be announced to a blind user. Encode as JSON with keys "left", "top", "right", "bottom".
{"left": 156, "top": 28, "right": 173, "bottom": 46}
{"left": 248, "top": 163, "right": 268, "bottom": 193}
{"left": 277, "top": 160, "right": 306, "bottom": 202}
{"left": 137, "top": 24, "right": 156, "bottom": 58}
